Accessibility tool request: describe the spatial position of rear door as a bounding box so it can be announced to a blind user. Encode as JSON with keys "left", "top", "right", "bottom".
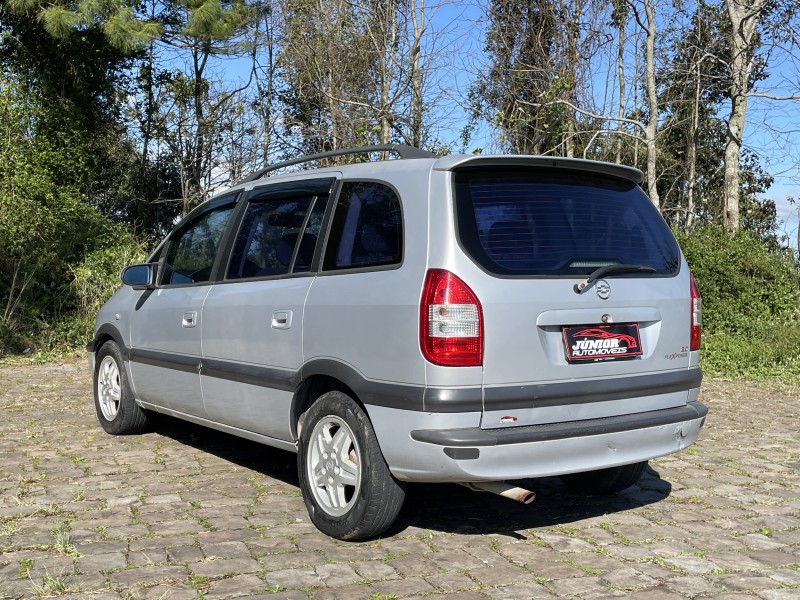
{"left": 451, "top": 168, "right": 696, "bottom": 429}
{"left": 200, "top": 178, "right": 334, "bottom": 440}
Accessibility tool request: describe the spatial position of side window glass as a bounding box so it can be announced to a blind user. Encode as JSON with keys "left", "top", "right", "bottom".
{"left": 227, "top": 196, "right": 319, "bottom": 279}
{"left": 323, "top": 182, "right": 402, "bottom": 270}
{"left": 161, "top": 205, "right": 234, "bottom": 285}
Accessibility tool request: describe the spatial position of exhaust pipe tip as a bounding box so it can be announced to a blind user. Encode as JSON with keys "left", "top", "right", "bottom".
{"left": 457, "top": 481, "right": 536, "bottom": 505}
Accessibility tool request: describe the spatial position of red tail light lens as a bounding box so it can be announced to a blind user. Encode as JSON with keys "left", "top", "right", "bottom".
{"left": 420, "top": 269, "right": 483, "bottom": 367}
{"left": 690, "top": 274, "right": 702, "bottom": 351}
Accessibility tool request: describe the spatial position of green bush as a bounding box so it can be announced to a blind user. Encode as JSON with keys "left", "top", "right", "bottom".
{"left": 0, "top": 78, "right": 147, "bottom": 355}
{"left": 676, "top": 226, "right": 800, "bottom": 379}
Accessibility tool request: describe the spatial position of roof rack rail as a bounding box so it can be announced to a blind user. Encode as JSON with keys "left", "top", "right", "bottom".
{"left": 238, "top": 144, "right": 438, "bottom": 184}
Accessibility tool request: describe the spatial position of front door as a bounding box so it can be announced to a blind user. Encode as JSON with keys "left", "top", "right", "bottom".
{"left": 129, "top": 198, "right": 236, "bottom": 417}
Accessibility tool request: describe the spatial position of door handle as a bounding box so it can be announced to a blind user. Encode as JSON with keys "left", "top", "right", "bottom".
{"left": 271, "top": 310, "right": 293, "bottom": 329}
{"left": 182, "top": 311, "right": 197, "bottom": 328}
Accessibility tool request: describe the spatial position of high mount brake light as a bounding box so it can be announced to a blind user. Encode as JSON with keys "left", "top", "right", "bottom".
{"left": 420, "top": 269, "right": 483, "bottom": 367}
{"left": 690, "top": 275, "right": 702, "bottom": 351}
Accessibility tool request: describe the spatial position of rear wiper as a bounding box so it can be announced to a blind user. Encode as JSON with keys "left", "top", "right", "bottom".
{"left": 573, "top": 264, "right": 657, "bottom": 294}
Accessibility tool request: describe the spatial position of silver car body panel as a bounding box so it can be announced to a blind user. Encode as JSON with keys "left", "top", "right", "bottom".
{"left": 92, "top": 153, "right": 706, "bottom": 483}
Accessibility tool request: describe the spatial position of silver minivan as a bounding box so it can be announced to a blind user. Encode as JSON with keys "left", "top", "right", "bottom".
{"left": 89, "top": 145, "right": 706, "bottom": 540}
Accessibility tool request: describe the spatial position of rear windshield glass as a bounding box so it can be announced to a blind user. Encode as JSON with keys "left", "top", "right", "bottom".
{"left": 454, "top": 169, "right": 680, "bottom": 276}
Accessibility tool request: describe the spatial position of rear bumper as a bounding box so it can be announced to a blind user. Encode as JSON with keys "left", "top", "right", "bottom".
{"left": 371, "top": 401, "right": 707, "bottom": 482}
{"left": 411, "top": 402, "right": 707, "bottom": 447}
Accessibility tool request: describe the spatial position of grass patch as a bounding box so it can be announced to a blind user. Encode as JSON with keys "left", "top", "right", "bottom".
{"left": 51, "top": 523, "right": 79, "bottom": 557}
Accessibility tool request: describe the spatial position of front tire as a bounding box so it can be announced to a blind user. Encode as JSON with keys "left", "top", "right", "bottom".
{"left": 297, "top": 391, "right": 405, "bottom": 540}
{"left": 560, "top": 461, "right": 648, "bottom": 495}
{"left": 93, "top": 341, "right": 149, "bottom": 435}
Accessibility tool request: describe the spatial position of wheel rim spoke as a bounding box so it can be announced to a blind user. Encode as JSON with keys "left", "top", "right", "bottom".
{"left": 337, "top": 459, "right": 358, "bottom": 486}
{"left": 331, "top": 427, "right": 351, "bottom": 458}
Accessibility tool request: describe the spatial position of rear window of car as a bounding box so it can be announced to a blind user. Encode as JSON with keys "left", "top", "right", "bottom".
{"left": 453, "top": 169, "right": 680, "bottom": 276}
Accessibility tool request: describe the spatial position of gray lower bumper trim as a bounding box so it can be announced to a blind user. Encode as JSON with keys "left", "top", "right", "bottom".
{"left": 483, "top": 368, "right": 703, "bottom": 410}
{"left": 410, "top": 401, "right": 708, "bottom": 447}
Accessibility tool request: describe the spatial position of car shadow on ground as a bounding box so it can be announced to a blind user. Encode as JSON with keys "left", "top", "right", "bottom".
{"left": 393, "top": 469, "right": 671, "bottom": 537}
{"left": 151, "top": 414, "right": 671, "bottom": 538}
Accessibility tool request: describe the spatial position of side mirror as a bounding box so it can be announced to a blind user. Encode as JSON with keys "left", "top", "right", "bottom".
{"left": 121, "top": 264, "right": 155, "bottom": 289}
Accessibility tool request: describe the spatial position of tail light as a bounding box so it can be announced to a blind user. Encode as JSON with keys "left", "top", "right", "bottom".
{"left": 420, "top": 269, "right": 483, "bottom": 367}
{"left": 690, "top": 274, "right": 702, "bottom": 351}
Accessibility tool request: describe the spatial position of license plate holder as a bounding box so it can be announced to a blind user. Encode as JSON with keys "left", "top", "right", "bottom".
{"left": 563, "top": 323, "right": 643, "bottom": 362}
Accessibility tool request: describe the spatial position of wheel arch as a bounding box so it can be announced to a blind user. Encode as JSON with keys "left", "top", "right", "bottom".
{"left": 92, "top": 324, "right": 129, "bottom": 359}
{"left": 292, "top": 359, "right": 425, "bottom": 441}
{"left": 292, "top": 363, "right": 366, "bottom": 442}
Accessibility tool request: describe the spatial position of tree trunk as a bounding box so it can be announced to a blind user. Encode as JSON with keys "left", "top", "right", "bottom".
{"left": 643, "top": 0, "right": 659, "bottom": 210}
{"left": 409, "top": 0, "right": 425, "bottom": 148}
{"left": 685, "top": 49, "right": 702, "bottom": 232}
{"left": 615, "top": 9, "right": 625, "bottom": 165}
{"left": 723, "top": 0, "right": 766, "bottom": 232}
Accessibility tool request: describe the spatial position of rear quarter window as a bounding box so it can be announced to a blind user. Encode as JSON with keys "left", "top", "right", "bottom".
{"left": 323, "top": 181, "right": 403, "bottom": 270}
{"left": 454, "top": 169, "right": 680, "bottom": 276}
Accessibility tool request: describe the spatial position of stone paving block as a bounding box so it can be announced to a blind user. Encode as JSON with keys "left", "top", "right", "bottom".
{"left": 748, "top": 548, "right": 800, "bottom": 566}
{"left": 561, "top": 551, "right": 627, "bottom": 573}
{"left": 535, "top": 532, "right": 598, "bottom": 552}
{"left": 426, "top": 548, "right": 486, "bottom": 572}
{"left": 664, "top": 575, "right": 721, "bottom": 596}
{"left": 737, "top": 533, "right": 787, "bottom": 550}
{"left": 370, "top": 575, "right": 436, "bottom": 597}
{"left": 62, "top": 571, "right": 108, "bottom": 592}
{"left": 711, "top": 573, "right": 784, "bottom": 592}
{"left": 315, "top": 562, "right": 361, "bottom": 587}
{"left": 312, "top": 584, "right": 375, "bottom": 599}
{"left": 601, "top": 566, "right": 660, "bottom": 590}
{"left": 380, "top": 537, "right": 433, "bottom": 555}
{"left": 662, "top": 555, "right": 721, "bottom": 575}
{"left": 259, "top": 550, "right": 325, "bottom": 571}
{"left": 129, "top": 548, "right": 169, "bottom": 566}
{"left": 323, "top": 544, "right": 386, "bottom": 562}
{"left": 353, "top": 559, "right": 400, "bottom": 581}
{"left": 207, "top": 574, "right": 268, "bottom": 598}
{"left": 190, "top": 557, "right": 263, "bottom": 578}
{"left": 758, "top": 591, "right": 800, "bottom": 600}
{"left": 76, "top": 551, "right": 127, "bottom": 572}
{"left": 765, "top": 568, "right": 800, "bottom": 586}
{"left": 202, "top": 540, "right": 253, "bottom": 559}
{"left": 246, "top": 536, "right": 297, "bottom": 555}
{"left": 167, "top": 545, "right": 205, "bottom": 564}
{"left": 527, "top": 558, "right": 586, "bottom": 581}
{"left": 418, "top": 592, "right": 489, "bottom": 600}
{"left": 127, "top": 583, "right": 197, "bottom": 600}
{"left": 470, "top": 562, "right": 535, "bottom": 587}
{"left": 129, "top": 534, "right": 195, "bottom": 552}
{"left": 388, "top": 554, "right": 441, "bottom": 576}
{"left": 109, "top": 564, "right": 188, "bottom": 589}
{"left": 426, "top": 571, "right": 478, "bottom": 591}
{"left": 706, "top": 550, "right": 771, "bottom": 571}
{"left": 548, "top": 575, "right": 608, "bottom": 596}
{"left": 263, "top": 566, "right": 322, "bottom": 589}
{"left": 485, "top": 581, "right": 555, "bottom": 599}
{"left": 625, "top": 589, "right": 691, "bottom": 599}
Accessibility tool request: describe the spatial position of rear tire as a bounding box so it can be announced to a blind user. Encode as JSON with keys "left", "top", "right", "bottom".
{"left": 93, "top": 341, "right": 149, "bottom": 435}
{"left": 297, "top": 391, "right": 405, "bottom": 540}
{"left": 560, "top": 461, "right": 648, "bottom": 495}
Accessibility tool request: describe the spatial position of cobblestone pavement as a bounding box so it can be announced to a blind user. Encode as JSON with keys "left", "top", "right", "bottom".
{"left": 0, "top": 362, "right": 798, "bottom": 600}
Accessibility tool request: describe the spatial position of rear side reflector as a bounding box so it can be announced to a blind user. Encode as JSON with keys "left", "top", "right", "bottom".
{"left": 690, "top": 274, "right": 702, "bottom": 351}
{"left": 420, "top": 269, "right": 483, "bottom": 367}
